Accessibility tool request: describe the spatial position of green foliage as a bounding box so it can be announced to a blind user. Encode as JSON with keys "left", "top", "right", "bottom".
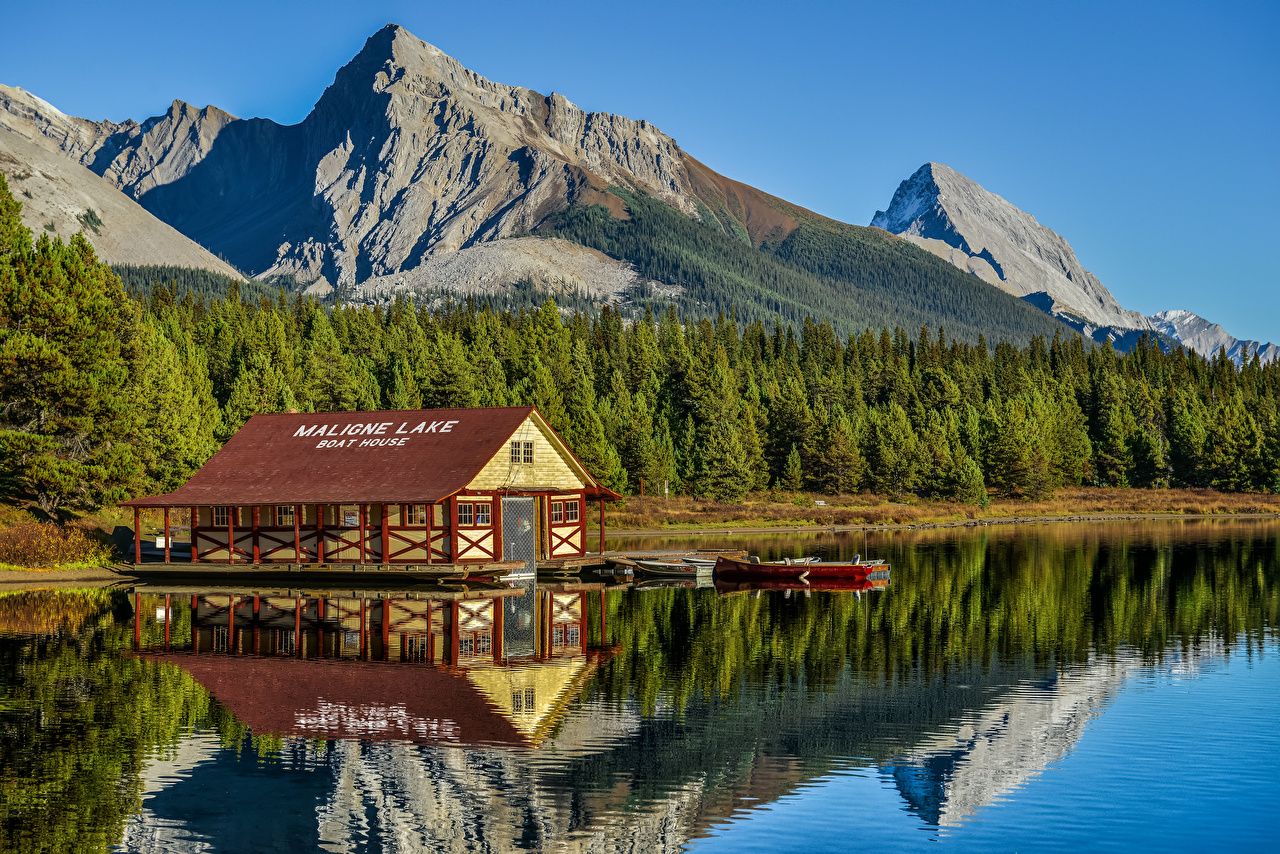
{"left": 113, "top": 264, "right": 277, "bottom": 302}
{"left": 542, "top": 189, "right": 1069, "bottom": 344}
{"left": 0, "top": 177, "right": 144, "bottom": 519}
{"left": 4, "top": 175, "right": 1280, "bottom": 511}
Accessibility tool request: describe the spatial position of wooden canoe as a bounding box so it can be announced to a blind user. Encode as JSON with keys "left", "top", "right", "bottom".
{"left": 713, "top": 554, "right": 889, "bottom": 581}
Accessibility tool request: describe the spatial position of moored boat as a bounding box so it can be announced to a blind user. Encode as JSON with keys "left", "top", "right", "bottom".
{"left": 714, "top": 575, "right": 890, "bottom": 594}
{"left": 634, "top": 559, "right": 707, "bottom": 578}
{"left": 713, "top": 554, "right": 888, "bottom": 581}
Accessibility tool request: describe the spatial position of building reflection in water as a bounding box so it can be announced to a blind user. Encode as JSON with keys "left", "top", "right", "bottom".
{"left": 132, "top": 581, "right": 611, "bottom": 749}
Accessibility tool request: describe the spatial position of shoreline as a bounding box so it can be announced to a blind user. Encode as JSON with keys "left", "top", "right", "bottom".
{"left": 606, "top": 510, "right": 1280, "bottom": 538}
{"left": 0, "top": 567, "right": 133, "bottom": 586}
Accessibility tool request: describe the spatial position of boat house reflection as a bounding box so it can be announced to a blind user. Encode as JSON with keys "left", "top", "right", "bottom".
{"left": 132, "top": 583, "right": 611, "bottom": 747}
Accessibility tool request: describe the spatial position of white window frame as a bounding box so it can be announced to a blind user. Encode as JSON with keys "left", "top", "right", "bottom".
{"left": 474, "top": 503, "right": 491, "bottom": 526}
{"left": 212, "top": 506, "right": 229, "bottom": 528}
{"left": 565, "top": 500, "right": 580, "bottom": 523}
{"left": 457, "top": 503, "right": 475, "bottom": 526}
{"left": 275, "top": 505, "right": 294, "bottom": 527}
{"left": 550, "top": 501, "right": 563, "bottom": 524}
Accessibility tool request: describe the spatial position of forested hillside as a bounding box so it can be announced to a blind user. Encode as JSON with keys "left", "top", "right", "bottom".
{"left": 2, "top": 176, "right": 1279, "bottom": 520}
{"left": 543, "top": 189, "right": 1071, "bottom": 343}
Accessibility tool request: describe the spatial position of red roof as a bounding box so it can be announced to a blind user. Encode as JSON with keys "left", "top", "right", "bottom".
{"left": 125, "top": 406, "right": 614, "bottom": 507}
{"left": 144, "top": 653, "right": 526, "bottom": 745}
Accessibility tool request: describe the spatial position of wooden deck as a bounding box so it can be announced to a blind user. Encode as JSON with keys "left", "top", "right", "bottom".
{"left": 124, "top": 560, "right": 528, "bottom": 585}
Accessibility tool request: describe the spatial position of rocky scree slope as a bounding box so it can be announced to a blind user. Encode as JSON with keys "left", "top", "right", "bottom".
{"left": 0, "top": 90, "right": 239, "bottom": 275}
{"left": 0, "top": 24, "right": 1072, "bottom": 344}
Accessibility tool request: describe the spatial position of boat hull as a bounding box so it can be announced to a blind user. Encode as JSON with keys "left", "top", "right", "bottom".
{"left": 714, "top": 576, "right": 890, "bottom": 594}
{"left": 713, "top": 555, "right": 889, "bottom": 581}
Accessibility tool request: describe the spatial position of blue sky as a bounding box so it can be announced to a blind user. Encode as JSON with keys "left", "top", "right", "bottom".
{"left": 3, "top": 0, "right": 1276, "bottom": 340}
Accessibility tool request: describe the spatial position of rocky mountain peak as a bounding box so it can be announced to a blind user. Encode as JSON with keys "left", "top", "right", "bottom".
{"left": 1150, "top": 310, "right": 1279, "bottom": 365}
{"left": 872, "top": 161, "right": 1150, "bottom": 333}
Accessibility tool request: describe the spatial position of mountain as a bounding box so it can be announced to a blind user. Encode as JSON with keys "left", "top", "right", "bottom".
{"left": 1150, "top": 310, "right": 1279, "bottom": 365}
{"left": 0, "top": 90, "right": 239, "bottom": 276}
{"left": 871, "top": 162, "right": 1151, "bottom": 337}
{"left": 872, "top": 162, "right": 1276, "bottom": 363}
{"left": 0, "top": 24, "right": 1070, "bottom": 344}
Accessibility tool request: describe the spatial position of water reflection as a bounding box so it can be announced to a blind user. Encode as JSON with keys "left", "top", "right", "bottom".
{"left": 132, "top": 583, "right": 610, "bottom": 748}
{"left": 0, "top": 521, "right": 1276, "bottom": 852}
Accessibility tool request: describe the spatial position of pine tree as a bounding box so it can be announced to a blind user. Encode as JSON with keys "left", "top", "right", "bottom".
{"left": 780, "top": 444, "right": 804, "bottom": 491}
{"left": 135, "top": 316, "right": 219, "bottom": 490}
{"left": 222, "top": 351, "right": 298, "bottom": 436}
{"left": 0, "top": 179, "right": 144, "bottom": 519}
{"left": 817, "top": 405, "right": 865, "bottom": 494}
{"left": 864, "top": 403, "right": 918, "bottom": 496}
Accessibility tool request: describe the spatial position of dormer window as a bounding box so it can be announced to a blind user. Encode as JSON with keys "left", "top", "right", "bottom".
{"left": 510, "top": 440, "right": 534, "bottom": 464}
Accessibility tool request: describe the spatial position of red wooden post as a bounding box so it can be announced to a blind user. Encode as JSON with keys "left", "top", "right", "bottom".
{"left": 381, "top": 599, "right": 391, "bottom": 661}
{"left": 294, "top": 598, "right": 302, "bottom": 658}
{"left": 163, "top": 507, "right": 171, "bottom": 563}
{"left": 133, "top": 507, "right": 142, "bottom": 564}
{"left": 449, "top": 498, "right": 459, "bottom": 562}
{"left": 227, "top": 595, "right": 236, "bottom": 654}
{"left": 190, "top": 506, "right": 199, "bottom": 562}
{"left": 317, "top": 598, "right": 325, "bottom": 657}
{"left": 251, "top": 506, "right": 261, "bottom": 564}
{"left": 293, "top": 504, "right": 301, "bottom": 564}
{"left": 359, "top": 504, "right": 368, "bottom": 564}
{"left": 227, "top": 506, "right": 235, "bottom": 565}
{"left": 359, "top": 597, "right": 368, "bottom": 659}
{"left": 449, "top": 601, "right": 460, "bottom": 666}
{"left": 424, "top": 503, "right": 434, "bottom": 565}
{"left": 492, "top": 497, "right": 503, "bottom": 561}
{"left": 380, "top": 503, "right": 389, "bottom": 565}
{"left": 133, "top": 592, "right": 141, "bottom": 648}
{"left": 492, "top": 597, "right": 504, "bottom": 662}
{"left": 598, "top": 500, "right": 606, "bottom": 554}
{"left": 427, "top": 605, "right": 436, "bottom": 662}
{"left": 316, "top": 504, "right": 326, "bottom": 563}
{"left": 164, "top": 593, "right": 171, "bottom": 649}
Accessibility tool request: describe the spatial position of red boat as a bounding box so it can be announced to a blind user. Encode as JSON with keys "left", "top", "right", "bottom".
{"left": 713, "top": 554, "right": 889, "bottom": 582}
{"left": 714, "top": 575, "right": 890, "bottom": 595}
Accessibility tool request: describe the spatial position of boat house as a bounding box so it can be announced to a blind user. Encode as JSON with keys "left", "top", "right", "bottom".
{"left": 124, "top": 406, "right": 619, "bottom": 571}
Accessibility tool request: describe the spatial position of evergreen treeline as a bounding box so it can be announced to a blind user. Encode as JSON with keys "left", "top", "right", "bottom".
{"left": 3, "top": 174, "right": 1280, "bottom": 519}
{"left": 541, "top": 189, "right": 1070, "bottom": 343}
{"left": 112, "top": 264, "right": 280, "bottom": 302}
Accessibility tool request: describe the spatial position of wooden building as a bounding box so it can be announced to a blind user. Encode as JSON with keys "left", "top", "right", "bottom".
{"left": 124, "top": 406, "right": 618, "bottom": 570}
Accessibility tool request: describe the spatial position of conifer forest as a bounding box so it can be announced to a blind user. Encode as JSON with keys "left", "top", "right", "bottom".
{"left": 2, "top": 176, "right": 1279, "bottom": 521}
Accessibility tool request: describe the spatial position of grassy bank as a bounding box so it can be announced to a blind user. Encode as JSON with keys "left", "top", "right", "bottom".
{"left": 0, "top": 507, "right": 117, "bottom": 571}
{"left": 598, "top": 488, "right": 1280, "bottom": 534}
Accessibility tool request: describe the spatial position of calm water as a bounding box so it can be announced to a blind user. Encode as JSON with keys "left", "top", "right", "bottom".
{"left": 1, "top": 520, "right": 1277, "bottom": 853}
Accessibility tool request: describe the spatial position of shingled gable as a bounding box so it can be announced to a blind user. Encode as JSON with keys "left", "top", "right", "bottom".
{"left": 125, "top": 405, "right": 613, "bottom": 507}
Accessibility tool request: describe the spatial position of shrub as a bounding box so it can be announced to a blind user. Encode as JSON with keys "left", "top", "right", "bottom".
{"left": 0, "top": 522, "right": 112, "bottom": 567}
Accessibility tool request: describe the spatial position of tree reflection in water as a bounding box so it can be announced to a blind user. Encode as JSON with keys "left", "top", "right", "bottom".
{"left": 0, "top": 520, "right": 1275, "bottom": 852}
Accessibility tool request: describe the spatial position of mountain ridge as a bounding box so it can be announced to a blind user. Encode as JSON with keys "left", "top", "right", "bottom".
{"left": 871, "top": 161, "right": 1275, "bottom": 364}
{"left": 0, "top": 23, "right": 1081, "bottom": 344}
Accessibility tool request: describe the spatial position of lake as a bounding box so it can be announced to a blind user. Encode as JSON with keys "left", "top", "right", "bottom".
{"left": 1, "top": 519, "right": 1276, "bottom": 852}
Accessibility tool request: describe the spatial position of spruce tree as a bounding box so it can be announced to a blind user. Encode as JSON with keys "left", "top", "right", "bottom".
{"left": 0, "top": 179, "right": 144, "bottom": 519}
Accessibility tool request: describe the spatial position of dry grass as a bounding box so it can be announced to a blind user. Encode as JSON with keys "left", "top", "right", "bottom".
{"left": 0, "top": 521, "right": 114, "bottom": 569}
{"left": 602, "top": 488, "right": 1280, "bottom": 533}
